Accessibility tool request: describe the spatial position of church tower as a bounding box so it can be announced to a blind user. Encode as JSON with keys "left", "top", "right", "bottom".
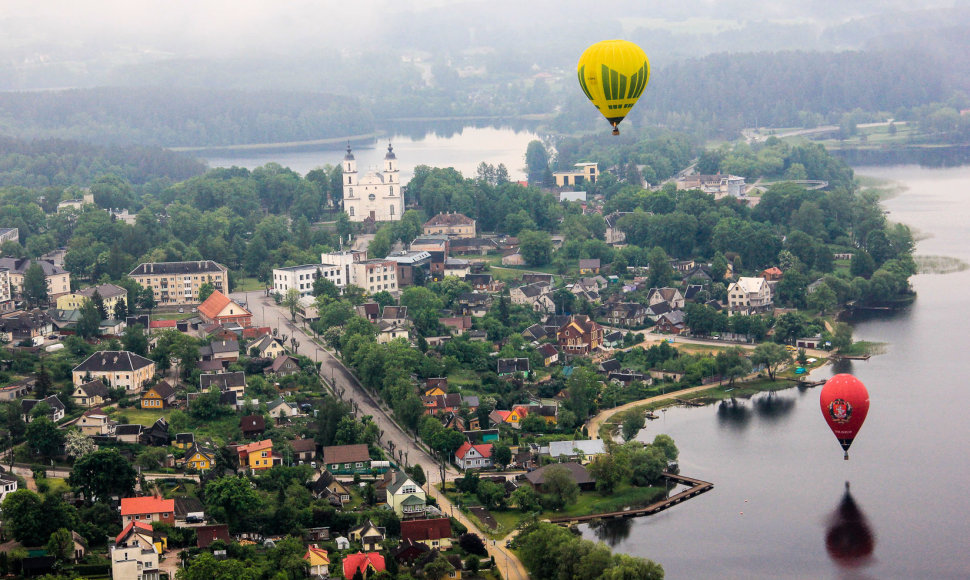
{"left": 342, "top": 142, "right": 403, "bottom": 223}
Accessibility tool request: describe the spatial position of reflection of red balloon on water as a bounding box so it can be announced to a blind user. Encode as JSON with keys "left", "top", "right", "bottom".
{"left": 826, "top": 482, "right": 876, "bottom": 568}
{"left": 820, "top": 373, "right": 870, "bottom": 460}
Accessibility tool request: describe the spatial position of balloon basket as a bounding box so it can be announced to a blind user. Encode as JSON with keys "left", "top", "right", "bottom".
{"left": 612, "top": 128, "right": 620, "bottom": 136}
{"left": 844, "top": 452, "right": 849, "bottom": 461}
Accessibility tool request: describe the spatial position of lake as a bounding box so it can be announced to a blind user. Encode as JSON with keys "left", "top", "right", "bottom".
{"left": 198, "top": 125, "right": 541, "bottom": 182}
{"left": 582, "top": 165, "right": 970, "bottom": 579}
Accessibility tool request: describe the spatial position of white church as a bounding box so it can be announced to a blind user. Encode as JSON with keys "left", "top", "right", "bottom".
{"left": 342, "top": 143, "right": 403, "bottom": 222}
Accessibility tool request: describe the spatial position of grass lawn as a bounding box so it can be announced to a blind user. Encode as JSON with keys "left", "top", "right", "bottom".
{"left": 234, "top": 277, "right": 266, "bottom": 292}
{"left": 111, "top": 407, "right": 175, "bottom": 425}
{"left": 448, "top": 368, "right": 482, "bottom": 389}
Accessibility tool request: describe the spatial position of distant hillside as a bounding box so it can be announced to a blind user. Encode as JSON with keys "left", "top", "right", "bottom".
{"left": 0, "top": 87, "right": 374, "bottom": 147}
{"left": 0, "top": 136, "right": 206, "bottom": 188}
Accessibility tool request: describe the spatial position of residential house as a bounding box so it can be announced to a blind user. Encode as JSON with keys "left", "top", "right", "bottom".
{"left": 553, "top": 162, "right": 598, "bottom": 187}
{"left": 522, "top": 323, "right": 546, "bottom": 341}
{"left": 604, "top": 211, "right": 632, "bottom": 245}
{"left": 538, "top": 343, "right": 559, "bottom": 366}
{"left": 647, "top": 301, "right": 672, "bottom": 322}
{"left": 423, "top": 212, "right": 476, "bottom": 238}
{"left": 111, "top": 521, "right": 161, "bottom": 580}
{"left": 56, "top": 283, "right": 128, "bottom": 313}
{"left": 342, "top": 552, "right": 386, "bottom": 580}
{"left": 78, "top": 408, "right": 115, "bottom": 436}
{"left": 524, "top": 462, "right": 596, "bottom": 493}
{"left": 578, "top": 258, "right": 601, "bottom": 274}
{"left": 116, "top": 424, "right": 143, "bottom": 444}
{"left": 0, "top": 309, "right": 53, "bottom": 342}
{"left": 414, "top": 551, "right": 463, "bottom": 579}
{"left": 454, "top": 442, "right": 493, "bottom": 470}
{"left": 423, "top": 377, "right": 448, "bottom": 396}
{"left": 323, "top": 444, "right": 371, "bottom": 474}
{"left": 421, "top": 393, "right": 463, "bottom": 416}
{"left": 121, "top": 496, "right": 175, "bottom": 526}
{"left": 72, "top": 380, "right": 109, "bottom": 408}
{"left": 500, "top": 251, "right": 525, "bottom": 266}
{"left": 603, "top": 330, "right": 624, "bottom": 349}
{"left": 385, "top": 470, "right": 427, "bottom": 518}
{"left": 557, "top": 315, "right": 604, "bottom": 355}
{"left": 377, "top": 320, "right": 411, "bottom": 344}
{"left": 456, "top": 293, "right": 490, "bottom": 317}
{"left": 142, "top": 417, "right": 169, "bottom": 447}
{"left": 0, "top": 472, "right": 18, "bottom": 502}
{"left": 172, "top": 433, "right": 195, "bottom": 449}
{"left": 676, "top": 173, "right": 746, "bottom": 198}
{"left": 655, "top": 310, "right": 686, "bottom": 334}
{"left": 200, "top": 371, "right": 247, "bottom": 394}
{"left": 605, "top": 302, "right": 648, "bottom": 327}
{"left": 727, "top": 277, "right": 773, "bottom": 313}
{"left": 70, "top": 531, "right": 87, "bottom": 562}
{"left": 497, "top": 358, "right": 530, "bottom": 378}
{"left": 237, "top": 439, "right": 279, "bottom": 472}
{"left": 195, "top": 290, "right": 252, "bottom": 327}
{"left": 72, "top": 351, "right": 155, "bottom": 394}
{"left": 439, "top": 316, "right": 472, "bottom": 336}
{"left": 21, "top": 395, "right": 65, "bottom": 423}
{"left": 291, "top": 438, "right": 317, "bottom": 463}
{"left": 0, "top": 258, "right": 71, "bottom": 301}
{"left": 393, "top": 539, "right": 431, "bottom": 566}
{"left": 265, "top": 354, "right": 301, "bottom": 377}
{"left": 199, "top": 339, "right": 239, "bottom": 363}
{"left": 463, "top": 274, "right": 493, "bottom": 292}
{"left": 488, "top": 408, "right": 523, "bottom": 430}
{"left": 762, "top": 266, "right": 784, "bottom": 281}
{"left": 349, "top": 520, "right": 386, "bottom": 552}
{"left": 248, "top": 333, "right": 287, "bottom": 359}
{"left": 309, "top": 470, "right": 351, "bottom": 504}
{"left": 240, "top": 415, "right": 266, "bottom": 438}
{"left": 196, "top": 525, "right": 231, "bottom": 549}
{"left": 647, "top": 287, "right": 685, "bottom": 310}
{"left": 350, "top": 259, "right": 398, "bottom": 294}
{"left": 267, "top": 398, "right": 300, "bottom": 421}
{"left": 304, "top": 545, "right": 330, "bottom": 578}
{"left": 401, "top": 518, "right": 453, "bottom": 550}
{"left": 184, "top": 445, "right": 216, "bottom": 471}
{"left": 140, "top": 381, "right": 176, "bottom": 409}
{"left": 129, "top": 260, "right": 227, "bottom": 306}
{"left": 521, "top": 273, "right": 555, "bottom": 286}
{"left": 542, "top": 439, "right": 606, "bottom": 463}
{"left": 510, "top": 282, "right": 554, "bottom": 313}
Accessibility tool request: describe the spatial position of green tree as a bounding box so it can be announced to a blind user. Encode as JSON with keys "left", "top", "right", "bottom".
{"left": 493, "top": 444, "right": 512, "bottom": 470}
{"left": 26, "top": 417, "right": 63, "bottom": 458}
{"left": 46, "top": 528, "right": 74, "bottom": 563}
{"left": 64, "top": 428, "right": 96, "bottom": 459}
{"left": 511, "top": 486, "right": 541, "bottom": 512}
{"left": 518, "top": 230, "right": 553, "bottom": 267}
{"left": 525, "top": 140, "right": 551, "bottom": 186}
{"left": 76, "top": 299, "right": 101, "bottom": 339}
{"left": 283, "top": 288, "right": 301, "bottom": 321}
{"left": 751, "top": 342, "right": 792, "bottom": 381}
{"left": 541, "top": 465, "right": 579, "bottom": 510}
{"left": 203, "top": 475, "right": 264, "bottom": 533}
{"left": 630, "top": 446, "right": 668, "bottom": 487}
{"left": 22, "top": 263, "right": 47, "bottom": 307}
{"left": 831, "top": 322, "right": 853, "bottom": 353}
{"left": 91, "top": 290, "right": 108, "bottom": 320}
{"left": 587, "top": 453, "right": 624, "bottom": 495}
{"left": 807, "top": 282, "right": 838, "bottom": 315}
{"left": 620, "top": 410, "right": 646, "bottom": 442}
{"left": 647, "top": 246, "right": 673, "bottom": 288}
{"left": 113, "top": 297, "right": 128, "bottom": 321}
{"left": 312, "top": 276, "right": 340, "bottom": 301}
{"left": 1, "top": 490, "right": 78, "bottom": 546}
{"left": 69, "top": 449, "right": 137, "bottom": 502}
{"left": 652, "top": 434, "right": 679, "bottom": 462}
{"left": 197, "top": 281, "right": 216, "bottom": 303}
{"left": 121, "top": 324, "right": 148, "bottom": 356}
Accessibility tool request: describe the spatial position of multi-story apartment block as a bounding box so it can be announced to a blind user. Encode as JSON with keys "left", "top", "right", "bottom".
{"left": 0, "top": 258, "right": 71, "bottom": 301}
{"left": 350, "top": 260, "right": 398, "bottom": 294}
{"left": 272, "top": 263, "right": 345, "bottom": 297}
{"left": 128, "top": 261, "right": 227, "bottom": 306}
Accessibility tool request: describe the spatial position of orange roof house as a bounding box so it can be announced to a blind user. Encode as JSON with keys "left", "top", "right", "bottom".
{"left": 342, "top": 551, "right": 386, "bottom": 579}
{"left": 237, "top": 439, "right": 279, "bottom": 472}
{"left": 198, "top": 290, "right": 252, "bottom": 327}
{"left": 304, "top": 544, "right": 330, "bottom": 577}
{"left": 761, "top": 267, "right": 783, "bottom": 281}
{"left": 120, "top": 496, "right": 175, "bottom": 525}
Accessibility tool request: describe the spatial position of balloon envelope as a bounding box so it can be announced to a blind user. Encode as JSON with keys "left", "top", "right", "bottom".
{"left": 577, "top": 40, "right": 650, "bottom": 135}
{"left": 820, "top": 374, "right": 870, "bottom": 459}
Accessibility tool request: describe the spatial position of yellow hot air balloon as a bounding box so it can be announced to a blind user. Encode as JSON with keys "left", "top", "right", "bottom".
{"left": 577, "top": 39, "right": 650, "bottom": 135}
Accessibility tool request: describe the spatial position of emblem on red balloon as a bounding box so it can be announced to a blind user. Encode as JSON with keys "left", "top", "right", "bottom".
{"left": 820, "top": 374, "right": 870, "bottom": 460}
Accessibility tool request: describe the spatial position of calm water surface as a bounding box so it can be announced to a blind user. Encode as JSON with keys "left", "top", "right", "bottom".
{"left": 583, "top": 165, "right": 970, "bottom": 579}
{"left": 199, "top": 126, "right": 540, "bottom": 182}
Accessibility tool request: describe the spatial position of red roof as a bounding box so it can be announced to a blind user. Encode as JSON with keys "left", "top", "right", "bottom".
{"left": 400, "top": 518, "right": 452, "bottom": 542}
{"left": 198, "top": 290, "right": 251, "bottom": 321}
{"left": 115, "top": 520, "right": 153, "bottom": 545}
{"left": 120, "top": 496, "right": 175, "bottom": 517}
{"left": 342, "top": 551, "right": 385, "bottom": 578}
{"left": 149, "top": 320, "right": 177, "bottom": 329}
{"left": 455, "top": 441, "right": 493, "bottom": 460}
{"left": 237, "top": 439, "right": 273, "bottom": 456}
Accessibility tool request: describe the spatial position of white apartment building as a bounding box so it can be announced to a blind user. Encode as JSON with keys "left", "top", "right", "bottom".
{"left": 727, "top": 277, "right": 773, "bottom": 313}
{"left": 272, "top": 264, "right": 345, "bottom": 297}
{"left": 350, "top": 260, "right": 398, "bottom": 294}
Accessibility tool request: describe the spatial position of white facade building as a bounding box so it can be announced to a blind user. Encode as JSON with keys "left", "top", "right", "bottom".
{"left": 342, "top": 143, "right": 403, "bottom": 222}
{"left": 727, "top": 277, "right": 773, "bottom": 313}
{"left": 350, "top": 260, "right": 398, "bottom": 294}
{"left": 273, "top": 264, "right": 345, "bottom": 297}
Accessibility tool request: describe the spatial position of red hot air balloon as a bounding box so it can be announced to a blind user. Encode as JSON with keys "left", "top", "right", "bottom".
{"left": 820, "top": 374, "right": 870, "bottom": 460}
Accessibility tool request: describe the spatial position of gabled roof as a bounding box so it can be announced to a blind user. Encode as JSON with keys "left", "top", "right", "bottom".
{"left": 497, "top": 358, "right": 529, "bottom": 374}
{"left": 538, "top": 343, "right": 559, "bottom": 358}
{"left": 120, "top": 496, "right": 175, "bottom": 517}
{"left": 115, "top": 520, "right": 154, "bottom": 545}
{"left": 267, "top": 354, "right": 300, "bottom": 373}
{"left": 424, "top": 212, "right": 475, "bottom": 227}
{"left": 146, "top": 381, "right": 175, "bottom": 399}
{"left": 196, "top": 524, "right": 230, "bottom": 549}
{"left": 200, "top": 371, "right": 246, "bottom": 391}
{"left": 401, "top": 518, "right": 452, "bottom": 542}
{"left": 76, "top": 380, "right": 109, "bottom": 398}
{"left": 115, "top": 424, "right": 143, "bottom": 436}
{"left": 304, "top": 544, "right": 330, "bottom": 566}
{"left": 199, "top": 291, "right": 250, "bottom": 320}
{"left": 323, "top": 443, "right": 370, "bottom": 465}
{"left": 524, "top": 461, "right": 595, "bottom": 487}
{"left": 342, "top": 552, "right": 386, "bottom": 578}
{"left": 240, "top": 414, "right": 266, "bottom": 433}
{"left": 78, "top": 283, "right": 127, "bottom": 300}
{"left": 578, "top": 258, "right": 601, "bottom": 269}
{"left": 73, "top": 351, "right": 154, "bottom": 373}
{"left": 22, "top": 395, "right": 65, "bottom": 414}
{"left": 290, "top": 438, "right": 316, "bottom": 453}
{"left": 237, "top": 439, "right": 273, "bottom": 455}
{"left": 455, "top": 442, "right": 492, "bottom": 460}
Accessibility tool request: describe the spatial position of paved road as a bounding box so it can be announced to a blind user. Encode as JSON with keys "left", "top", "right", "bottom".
{"left": 234, "top": 290, "right": 530, "bottom": 579}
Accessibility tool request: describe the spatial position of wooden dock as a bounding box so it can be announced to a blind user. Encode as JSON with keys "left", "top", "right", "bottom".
{"left": 548, "top": 472, "right": 714, "bottom": 525}
{"left": 831, "top": 354, "right": 871, "bottom": 361}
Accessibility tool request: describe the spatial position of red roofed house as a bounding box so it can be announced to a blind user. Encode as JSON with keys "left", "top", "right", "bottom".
{"left": 237, "top": 439, "right": 279, "bottom": 472}
{"left": 454, "top": 442, "right": 493, "bottom": 470}
{"left": 342, "top": 551, "right": 385, "bottom": 579}
{"left": 121, "top": 495, "right": 175, "bottom": 525}
{"left": 198, "top": 290, "right": 252, "bottom": 327}
{"left": 149, "top": 319, "right": 177, "bottom": 330}
{"left": 400, "top": 518, "right": 453, "bottom": 550}
{"left": 196, "top": 524, "right": 231, "bottom": 549}
{"left": 304, "top": 544, "right": 330, "bottom": 577}
{"left": 112, "top": 521, "right": 163, "bottom": 580}
{"left": 557, "top": 315, "right": 604, "bottom": 355}
{"left": 761, "top": 266, "right": 783, "bottom": 281}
